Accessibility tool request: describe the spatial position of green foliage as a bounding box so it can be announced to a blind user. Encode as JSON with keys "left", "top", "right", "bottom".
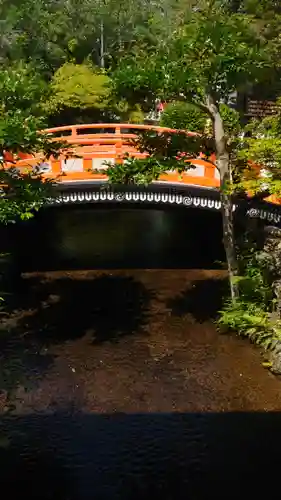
{"left": 234, "top": 105, "right": 281, "bottom": 197}
{"left": 0, "top": 169, "right": 54, "bottom": 224}
{"left": 219, "top": 104, "right": 241, "bottom": 137}
{"left": 105, "top": 156, "right": 169, "bottom": 185}
{"left": 218, "top": 237, "right": 281, "bottom": 352}
{"left": 0, "top": 64, "right": 68, "bottom": 225}
{"left": 218, "top": 300, "right": 281, "bottom": 350}
{"left": 131, "top": 130, "right": 215, "bottom": 159}
{"left": 0, "top": 62, "right": 47, "bottom": 117}
{"left": 112, "top": 6, "right": 272, "bottom": 108}
{"left": 240, "top": 136, "right": 281, "bottom": 172}
{"left": 159, "top": 100, "right": 240, "bottom": 136}
{"left": 236, "top": 248, "right": 273, "bottom": 306}
{"left": 105, "top": 153, "right": 191, "bottom": 186}
{"left": 128, "top": 105, "right": 145, "bottom": 124}
{"left": 0, "top": 64, "right": 54, "bottom": 157}
{"left": 47, "top": 63, "right": 111, "bottom": 114}
{"left": 0, "top": 112, "right": 41, "bottom": 155}
{"left": 109, "top": 99, "right": 146, "bottom": 124}
{"left": 0, "top": 0, "right": 187, "bottom": 73}
{"left": 160, "top": 101, "right": 207, "bottom": 132}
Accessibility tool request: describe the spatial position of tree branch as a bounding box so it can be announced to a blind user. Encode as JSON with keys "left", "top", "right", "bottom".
{"left": 175, "top": 93, "right": 213, "bottom": 117}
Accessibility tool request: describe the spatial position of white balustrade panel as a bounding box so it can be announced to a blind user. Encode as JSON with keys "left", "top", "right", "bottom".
{"left": 61, "top": 158, "right": 84, "bottom": 172}
{"left": 37, "top": 162, "right": 52, "bottom": 173}
{"left": 92, "top": 158, "right": 115, "bottom": 170}
{"left": 186, "top": 164, "right": 205, "bottom": 177}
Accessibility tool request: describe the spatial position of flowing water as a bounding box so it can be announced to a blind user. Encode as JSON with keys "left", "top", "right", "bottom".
{"left": 1, "top": 206, "right": 281, "bottom": 499}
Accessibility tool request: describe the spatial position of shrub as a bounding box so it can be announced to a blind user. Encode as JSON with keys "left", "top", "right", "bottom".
{"left": 160, "top": 101, "right": 207, "bottom": 132}
{"left": 46, "top": 63, "right": 111, "bottom": 114}
{"left": 128, "top": 105, "right": 144, "bottom": 124}
{"left": 218, "top": 239, "right": 281, "bottom": 354}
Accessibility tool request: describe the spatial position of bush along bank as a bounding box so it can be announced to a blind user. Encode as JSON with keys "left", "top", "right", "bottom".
{"left": 218, "top": 225, "right": 281, "bottom": 374}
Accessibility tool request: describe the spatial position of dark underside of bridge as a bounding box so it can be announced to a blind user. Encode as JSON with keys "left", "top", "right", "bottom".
{"left": 7, "top": 204, "right": 225, "bottom": 271}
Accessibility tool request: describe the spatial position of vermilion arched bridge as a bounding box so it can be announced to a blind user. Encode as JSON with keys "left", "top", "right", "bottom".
{"left": 5, "top": 123, "right": 281, "bottom": 227}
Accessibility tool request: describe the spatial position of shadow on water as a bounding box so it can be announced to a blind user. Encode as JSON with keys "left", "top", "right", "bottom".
{"left": 0, "top": 410, "right": 281, "bottom": 499}
{"left": 4, "top": 274, "right": 153, "bottom": 345}
{"left": 0, "top": 341, "right": 54, "bottom": 397}
{"left": 0, "top": 274, "right": 153, "bottom": 397}
{"left": 166, "top": 278, "right": 229, "bottom": 322}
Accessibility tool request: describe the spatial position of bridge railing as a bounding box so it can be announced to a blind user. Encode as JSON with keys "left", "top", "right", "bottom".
{"left": 3, "top": 123, "right": 219, "bottom": 188}
{"left": 3, "top": 122, "right": 280, "bottom": 204}
{"left": 44, "top": 123, "right": 198, "bottom": 140}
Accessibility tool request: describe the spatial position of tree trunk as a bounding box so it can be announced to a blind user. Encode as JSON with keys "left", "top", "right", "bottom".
{"left": 220, "top": 175, "right": 239, "bottom": 301}
{"left": 100, "top": 20, "right": 105, "bottom": 68}
{"left": 206, "top": 95, "right": 239, "bottom": 301}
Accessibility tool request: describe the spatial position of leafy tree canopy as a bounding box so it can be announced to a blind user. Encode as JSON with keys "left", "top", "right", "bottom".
{"left": 46, "top": 63, "right": 111, "bottom": 115}
{"left": 112, "top": 4, "right": 273, "bottom": 108}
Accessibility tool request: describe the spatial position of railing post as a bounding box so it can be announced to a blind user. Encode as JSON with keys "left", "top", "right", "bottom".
{"left": 115, "top": 139, "right": 122, "bottom": 164}
{"left": 204, "top": 164, "right": 215, "bottom": 181}
{"left": 71, "top": 126, "right": 77, "bottom": 139}
{"left": 51, "top": 158, "right": 62, "bottom": 176}
{"left": 115, "top": 125, "right": 122, "bottom": 163}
